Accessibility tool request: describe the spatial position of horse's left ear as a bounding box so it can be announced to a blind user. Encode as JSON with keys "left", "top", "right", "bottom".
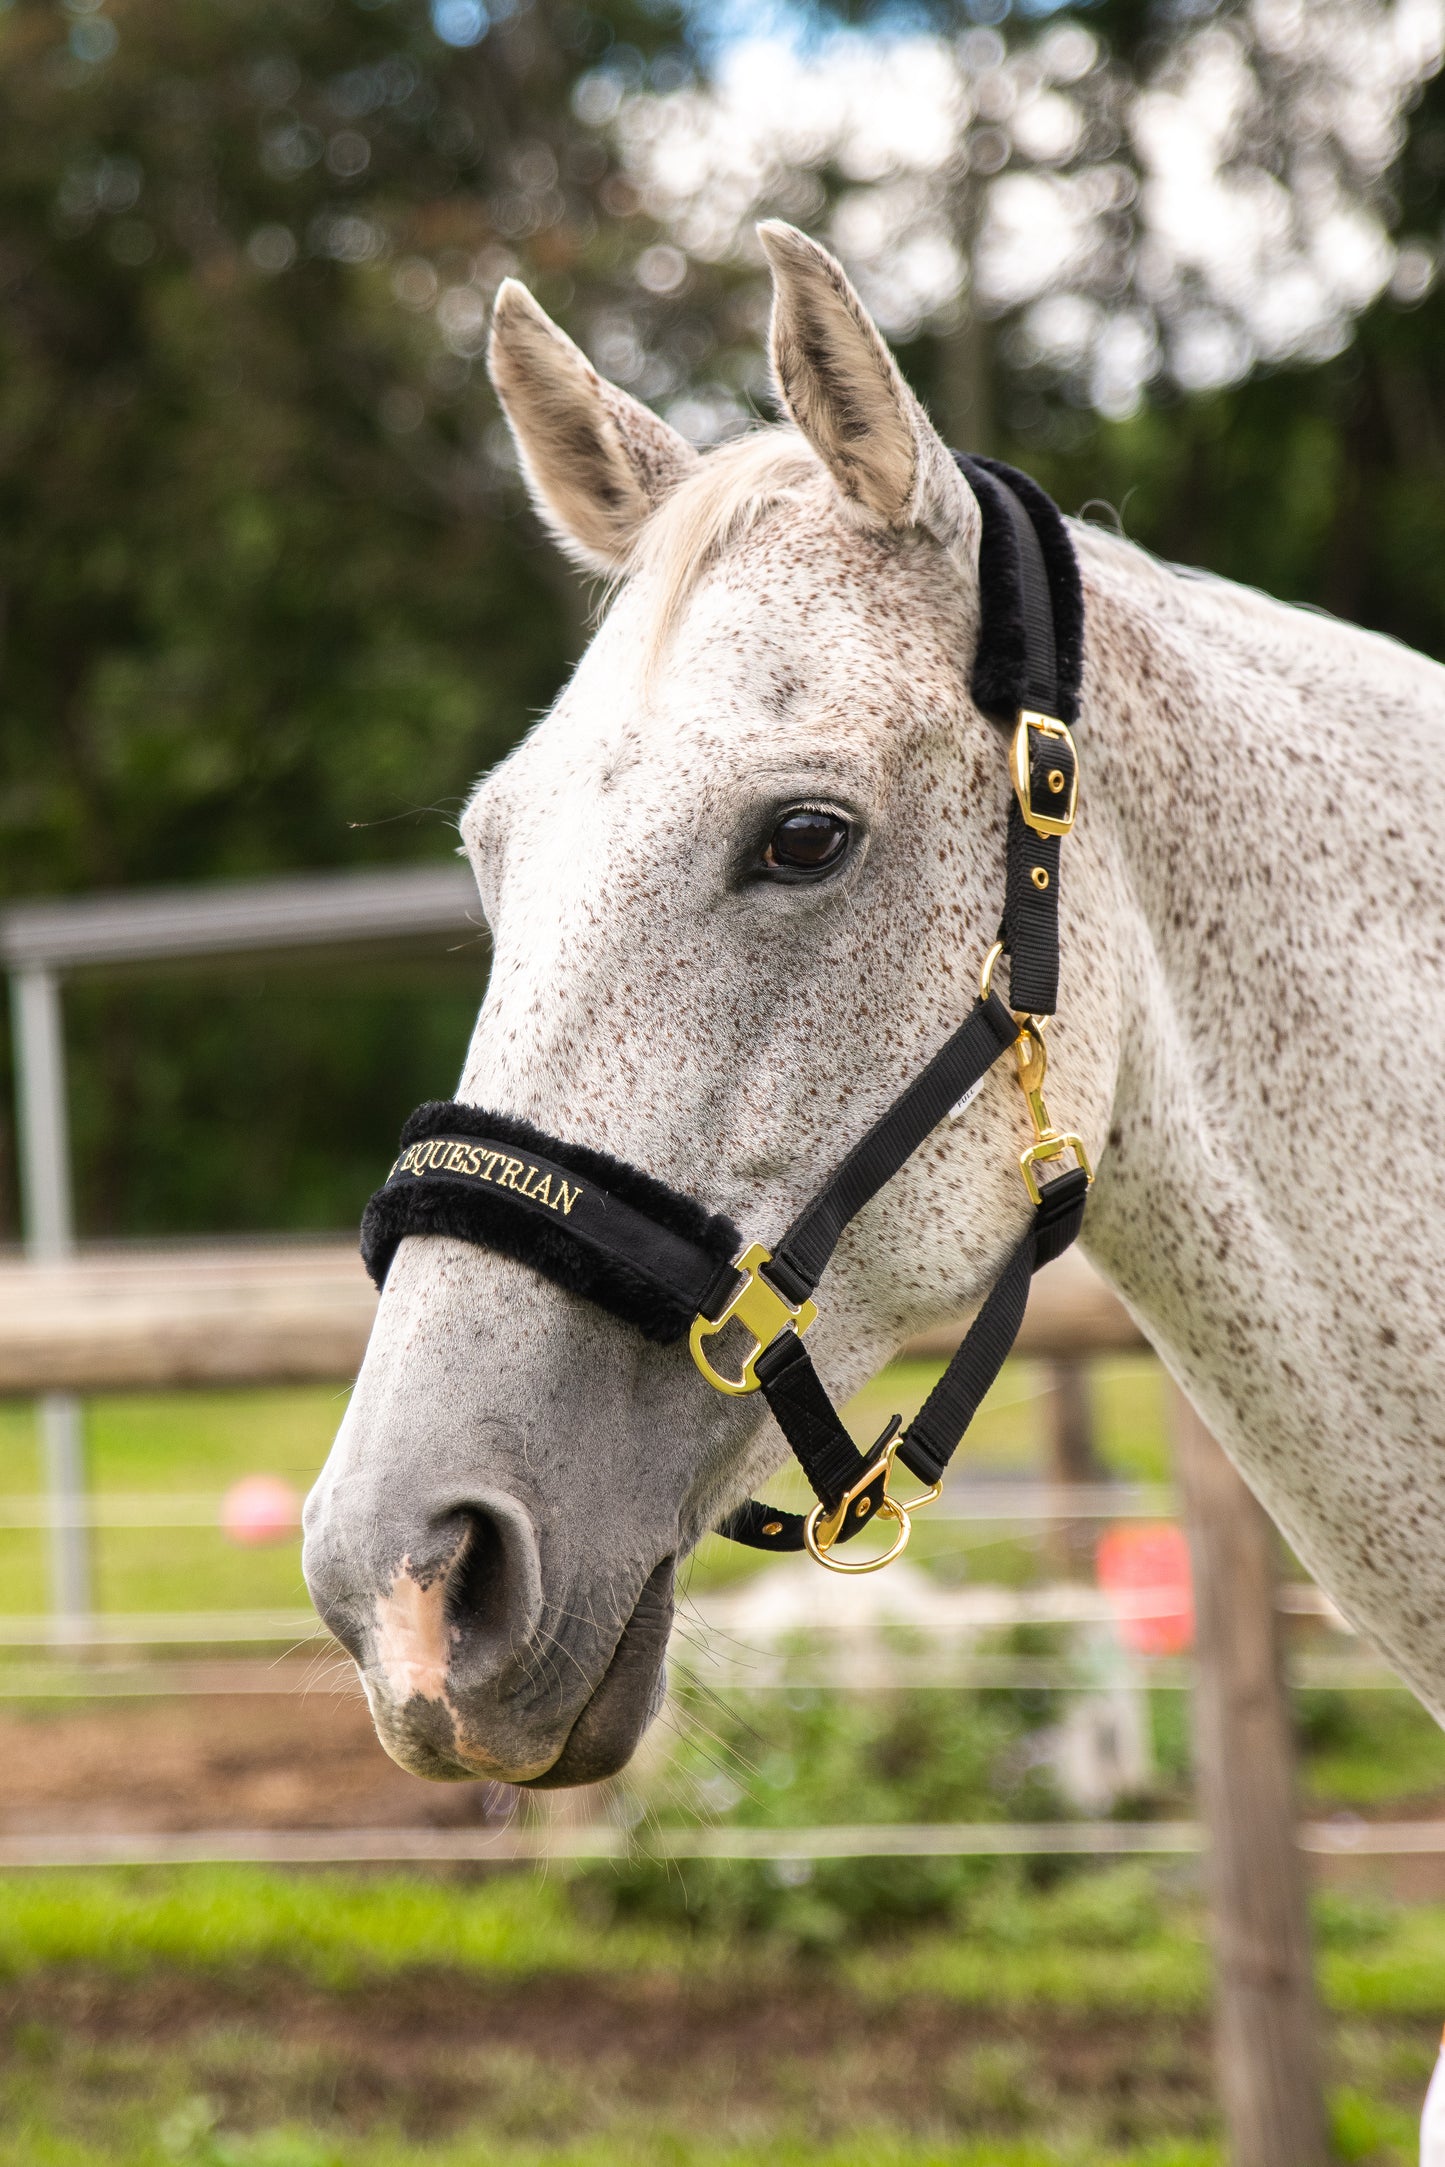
{"left": 758, "top": 222, "right": 979, "bottom": 558}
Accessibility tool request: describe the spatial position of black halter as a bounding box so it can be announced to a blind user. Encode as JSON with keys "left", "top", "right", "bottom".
{"left": 361, "top": 455, "right": 1093, "bottom": 1573}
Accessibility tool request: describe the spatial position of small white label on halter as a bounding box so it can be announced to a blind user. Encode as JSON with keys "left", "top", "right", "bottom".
{"left": 948, "top": 1077, "right": 986, "bottom": 1122}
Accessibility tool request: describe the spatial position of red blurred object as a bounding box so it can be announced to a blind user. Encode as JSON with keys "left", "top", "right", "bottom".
{"left": 221, "top": 1475, "right": 301, "bottom": 1547}
{"left": 1096, "top": 1521, "right": 1195, "bottom": 1654}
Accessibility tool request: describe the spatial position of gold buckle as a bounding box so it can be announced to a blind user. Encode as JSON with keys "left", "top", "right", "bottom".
{"left": 1010, "top": 711, "right": 1078, "bottom": 838}
{"left": 803, "top": 1430, "right": 942, "bottom": 1576}
{"left": 688, "top": 1242, "right": 818, "bottom": 1396}
{"left": 1014, "top": 1019, "right": 1093, "bottom": 1205}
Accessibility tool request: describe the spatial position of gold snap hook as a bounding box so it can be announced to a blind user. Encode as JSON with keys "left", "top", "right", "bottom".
{"left": 1012, "top": 1018, "right": 1094, "bottom": 1205}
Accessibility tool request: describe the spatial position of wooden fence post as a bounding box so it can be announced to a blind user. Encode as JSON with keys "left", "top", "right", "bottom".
{"left": 1170, "top": 1385, "right": 1331, "bottom": 2167}
{"left": 1044, "top": 1355, "right": 1103, "bottom": 1576}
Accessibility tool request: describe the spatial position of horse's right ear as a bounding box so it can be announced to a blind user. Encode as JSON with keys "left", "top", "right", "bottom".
{"left": 758, "top": 223, "right": 979, "bottom": 560}
{"left": 488, "top": 281, "right": 699, "bottom": 574}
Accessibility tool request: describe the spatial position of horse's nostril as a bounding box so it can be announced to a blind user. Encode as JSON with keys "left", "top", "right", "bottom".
{"left": 446, "top": 1508, "right": 508, "bottom": 1640}
{"left": 437, "top": 1495, "right": 544, "bottom": 1685}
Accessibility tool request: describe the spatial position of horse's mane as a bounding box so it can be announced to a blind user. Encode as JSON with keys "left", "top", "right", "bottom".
{"left": 619, "top": 425, "right": 825, "bottom": 670}
{"left": 620, "top": 426, "right": 1433, "bottom": 703}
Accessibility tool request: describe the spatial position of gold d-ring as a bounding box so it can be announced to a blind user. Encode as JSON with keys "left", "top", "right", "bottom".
{"left": 804, "top": 1494, "right": 912, "bottom": 1574}
{"left": 979, "top": 940, "right": 1051, "bottom": 1030}
{"left": 801, "top": 1429, "right": 942, "bottom": 1574}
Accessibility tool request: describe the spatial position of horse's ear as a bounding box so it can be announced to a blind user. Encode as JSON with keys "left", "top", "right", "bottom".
{"left": 488, "top": 281, "right": 699, "bottom": 573}
{"left": 758, "top": 222, "right": 978, "bottom": 555}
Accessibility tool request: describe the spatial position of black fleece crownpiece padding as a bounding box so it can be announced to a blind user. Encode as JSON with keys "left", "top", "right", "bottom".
{"left": 954, "top": 453, "right": 1085, "bottom": 729}
{"left": 360, "top": 1101, "right": 740, "bottom": 1345}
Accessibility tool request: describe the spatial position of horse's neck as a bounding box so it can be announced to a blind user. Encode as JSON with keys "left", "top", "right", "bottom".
{"left": 1068, "top": 529, "right": 1445, "bottom": 1710}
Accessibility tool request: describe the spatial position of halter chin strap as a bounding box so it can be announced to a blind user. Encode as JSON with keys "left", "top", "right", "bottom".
{"left": 361, "top": 455, "right": 1093, "bottom": 1575}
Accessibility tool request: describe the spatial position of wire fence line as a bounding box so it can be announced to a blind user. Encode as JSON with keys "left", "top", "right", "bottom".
{"left": 0, "top": 1581, "right": 1346, "bottom": 1650}
{"left": 0, "top": 1481, "right": 1178, "bottom": 1530}
{"left": 2, "top": 1818, "right": 1442, "bottom": 1871}
{"left": 0, "top": 1651, "right": 1411, "bottom": 1699}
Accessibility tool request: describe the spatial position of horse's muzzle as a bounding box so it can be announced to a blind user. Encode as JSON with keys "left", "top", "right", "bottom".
{"left": 303, "top": 1477, "right": 674, "bottom": 1785}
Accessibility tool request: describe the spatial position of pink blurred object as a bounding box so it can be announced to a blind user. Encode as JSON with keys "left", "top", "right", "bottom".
{"left": 1096, "top": 1521, "right": 1195, "bottom": 1655}
{"left": 221, "top": 1475, "right": 301, "bottom": 1547}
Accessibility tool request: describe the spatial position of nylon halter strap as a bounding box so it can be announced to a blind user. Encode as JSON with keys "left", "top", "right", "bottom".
{"left": 360, "top": 453, "right": 1093, "bottom": 1576}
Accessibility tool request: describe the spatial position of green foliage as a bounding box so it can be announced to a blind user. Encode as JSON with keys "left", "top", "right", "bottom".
{"left": 63, "top": 959, "right": 483, "bottom": 1234}
{"left": 1296, "top": 1688, "right": 1445, "bottom": 1807}
{"left": 593, "top": 1676, "right": 1068, "bottom": 1946}
{"left": 0, "top": 0, "right": 670, "bottom": 1234}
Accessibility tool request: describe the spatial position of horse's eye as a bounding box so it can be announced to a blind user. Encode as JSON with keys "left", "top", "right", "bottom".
{"left": 762, "top": 808, "right": 851, "bottom": 877}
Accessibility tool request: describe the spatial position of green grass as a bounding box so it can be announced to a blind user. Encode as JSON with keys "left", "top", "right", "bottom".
{"left": 0, "top": 1387, "right": 346, "bottom": 1616}
{"left": 0, "top": 2131, "right": 1229, "bottom": 2167}
{"left": 1299, "top": 1687, "right": 1445, "bottom": 1806}
{"left": 0, "top": 2099, "right": 1235, "bottom": 2167}
{"left": 0, "top": 1869, "right": 679, "bottom": 1991}
{"left": 0, "top": 1863, "right": 1441, "bottom": 2020}
{"left": 0, "top": 1866, "right": 1438, "bottom": 2166}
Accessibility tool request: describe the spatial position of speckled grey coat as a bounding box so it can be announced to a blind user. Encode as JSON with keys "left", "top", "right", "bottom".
{"left": 303, "top": 224, "right": 1445, "bottom": 1789}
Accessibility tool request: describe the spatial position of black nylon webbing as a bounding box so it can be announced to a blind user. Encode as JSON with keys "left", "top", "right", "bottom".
{"left": 1001, "top": 720, "right": 1075, "bottom": 1018}
{"left": 766, "top": 992, "right": 1018, "bottom": 1304}
{"left": 899, "top": 1165, "right": 1089, "bottom": 1485}
{"left": 722, "top": 1165, "right": 1091, "bottom": 1552}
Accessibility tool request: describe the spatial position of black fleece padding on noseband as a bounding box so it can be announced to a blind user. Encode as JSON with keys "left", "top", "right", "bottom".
{"left": 956, "top": 454, "right": 1085, "bottom": 729}
{"left": 361, "top": 1102, "right": 740, "bottom": 1345}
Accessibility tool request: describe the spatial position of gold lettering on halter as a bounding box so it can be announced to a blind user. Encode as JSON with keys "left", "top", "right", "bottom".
{"left": 389, "top": 1140, "right": 585, "bottom": 1215}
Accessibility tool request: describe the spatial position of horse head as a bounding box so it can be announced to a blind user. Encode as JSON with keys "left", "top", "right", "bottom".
{"left": 302, "top": 224, "right": 1121, "bottom": 1785}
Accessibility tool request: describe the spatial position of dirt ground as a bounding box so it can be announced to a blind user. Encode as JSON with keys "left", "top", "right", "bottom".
{"left": 0, "top": 1965, "right": 1219, "bottom": 2143}
{"left": 0, "top": 1666, "right": 516, "bottom": 1834}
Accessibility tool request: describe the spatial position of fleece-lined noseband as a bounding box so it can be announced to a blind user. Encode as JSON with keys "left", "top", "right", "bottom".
{"left": 362, "top": 454, "right": 1093, "bottom": 1574}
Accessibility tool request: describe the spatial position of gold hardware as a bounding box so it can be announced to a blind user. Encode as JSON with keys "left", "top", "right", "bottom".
{"left": 1011, "top": 712, "right": 1079, "bottom": 838}
{"left": 762, "top": 1520, "right": 783, "bottom": 1537}
{"left": 1030, "top": 867, "right": 1049, "bottom": 890}
{"left": 689, "top": 1242, "right": 818, "bottom": 1396}
{"left": 803, "top": 1431, "right": 943, "bottom": 1575}
{"left": 1047, "top": 769, "right": 1065, "bottom": 794}
{"left": 1012, "top": 1020, "right": 1093, "bottom": 1205}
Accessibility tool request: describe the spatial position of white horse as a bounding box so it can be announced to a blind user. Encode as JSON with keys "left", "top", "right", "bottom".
{"left": 304, "top": 223, "right": 1445, "bottom": 1793}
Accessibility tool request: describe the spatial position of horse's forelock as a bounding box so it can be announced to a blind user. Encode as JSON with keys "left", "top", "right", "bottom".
{"left": 616, "top": 425, "right": 827, "bottom": 675}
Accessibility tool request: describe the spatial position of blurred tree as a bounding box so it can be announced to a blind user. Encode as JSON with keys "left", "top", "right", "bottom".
{"left": 0, "top": 0, "right": 685, "bottom": 1234}
{"left": 0, "top": 0, "right": 688, "bottom": 900}
{"left": 1030, "top": 40, "right": 1445, "bottom": 662}
{"left": 603, "top": 0, "right": 1437, "bottom": 439}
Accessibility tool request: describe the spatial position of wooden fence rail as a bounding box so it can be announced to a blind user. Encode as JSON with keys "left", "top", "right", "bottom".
{"left": 0, "top": 1241, "right": 1142, "bottom": 1397}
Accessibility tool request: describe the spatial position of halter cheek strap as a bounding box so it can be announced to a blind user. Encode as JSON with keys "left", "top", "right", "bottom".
{"left": 361, "top": 455, "right": 1094, "bottom": 1575}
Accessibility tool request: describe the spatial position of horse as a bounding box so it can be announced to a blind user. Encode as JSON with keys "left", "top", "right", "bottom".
{"left": 303, "top": 221, "right": 1445, "bottom": 1793}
